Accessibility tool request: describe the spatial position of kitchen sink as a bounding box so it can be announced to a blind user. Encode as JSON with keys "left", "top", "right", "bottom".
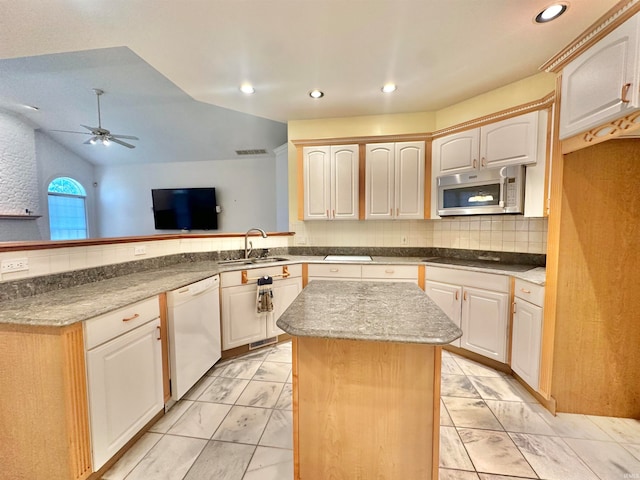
{"left": 218, "top": 257, "right": 288, "bottom": 266}
{"left": 249, "top": 257, "right": 289, "bottom": 264}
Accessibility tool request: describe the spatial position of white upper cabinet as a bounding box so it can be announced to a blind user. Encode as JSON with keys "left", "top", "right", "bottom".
{"left": 480, "top": 112, "right": 539, "bottom": 169}
{"left": 433, "top": 130, "right": 480, "bottom": 175}
{"left": 433, "top": 111, "right": 540, "bottom": 176}
{"left": 303, "top": 144, "right": 359, "bottom": 220}
{"left": 365, "top": 141, "right": 425, "bottom": 220}
{"left": 560, "top": 13, "right": 640, "bottom": 140}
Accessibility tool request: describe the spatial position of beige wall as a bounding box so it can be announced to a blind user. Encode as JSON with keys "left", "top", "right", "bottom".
{"left": 287, "top": 72, "right": 556, "bottom": 253}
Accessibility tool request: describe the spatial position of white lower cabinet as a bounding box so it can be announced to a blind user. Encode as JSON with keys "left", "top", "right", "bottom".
{"left": 461, "top": 287, "right": 509, "bottom": 361}
{"left": 221, "top": 265, "right": 302, "bottom": 350}
{"left": 425, "top": 266, "right": 509, "bottom": 362}
{"left": 425, "top": 281, "right": 462, "bottom": 347}
{"left": 511, "top": 280, "right": 544, "bottom": 391}
{"left": 84, "top": 298, "right": 163, "bottom": 470}
{"left": 308, "top": 263, "right": 419, "bottom": 283}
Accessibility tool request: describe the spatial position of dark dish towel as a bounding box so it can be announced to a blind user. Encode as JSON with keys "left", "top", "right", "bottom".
{"left": 256, "top": 276, "right": 274, "bottom": 313}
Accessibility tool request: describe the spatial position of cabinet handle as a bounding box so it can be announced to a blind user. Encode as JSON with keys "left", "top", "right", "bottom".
{"left": 330, "top": 268, "right": 339, "bottom": 272}
{"left": 455, "top": 291, "right": 459, "bottom": 300}
{"left": 326, "top": 209, "right": 329, "bottom": 218}
{"left": 396, "top": 208, "right": 399, "bottom": 217}
{"left": 332, "top": 209, "right": 335, "bottom": 219}
{"left": 520, "top": 288, "right": 531, "bottom": 294}
{"left": 463, "top": 291, "right": 468, "bottom": 301}
{"left": 156, "top": 326, "right": 161, "bottom": 340}
{"left": 473, "top": 159, "right": 477, "bottom": 169}
{"left": 621, "top": 82, "right": 632, "bottom": 103}
{"left": 385, "top": 269, "right": 395, "bottom": 274}
{"left": 512, "top": 302, "right": 517, "bottom": 314}
{"left": 122, "top": 313, "right": 140, "bottom": 322}
{"left": 481, "top": 157, "right": 486, "bottom": 167}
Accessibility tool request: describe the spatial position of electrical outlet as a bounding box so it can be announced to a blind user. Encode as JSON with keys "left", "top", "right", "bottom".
{"left": 134, "top": 245, "right": 147, "bottom": 256}
{"left": 1, "top": 257, "right": 29, "bottom": 273}
{"left": 401, "top": 236, "right": 408, "bottom": 245}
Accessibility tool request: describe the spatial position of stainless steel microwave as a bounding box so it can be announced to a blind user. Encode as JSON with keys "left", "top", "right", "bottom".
{"left": 437, "top": 165, "right": 525, "bottom": 216}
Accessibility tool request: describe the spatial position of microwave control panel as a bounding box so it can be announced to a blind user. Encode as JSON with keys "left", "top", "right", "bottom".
{"left": 505, "top": 178, "right": 518, "bottom": 207}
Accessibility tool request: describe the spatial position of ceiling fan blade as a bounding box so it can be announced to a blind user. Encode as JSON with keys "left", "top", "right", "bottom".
{"left": 49, "top": 129, "right": 92, "bottom": 135}
{"left": 109, "top": 137, "right": 136, "bottom": 149}
{"left": 110, "top": 134, "right": 139, "bottom": 140}
{"left": 80, "top": 124, "right": 97, "bottom": 132}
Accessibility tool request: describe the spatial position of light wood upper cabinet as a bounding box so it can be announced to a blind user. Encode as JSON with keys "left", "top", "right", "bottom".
{"left": 433, "top": 112, "right": 540, "bottom": 176}
{"left": 365, "top": 141, "right": 425, "bottom": 220}
{"left": 303, "top": 144, "right": 359, "bottom": 220}
{"left": 560, "top": 13, "right": 640, "bottom": 140}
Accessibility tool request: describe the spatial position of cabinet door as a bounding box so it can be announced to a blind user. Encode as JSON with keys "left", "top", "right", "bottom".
{"left": 560, "top": 14, "right": 640, "bottom": 139}
{"left": 303, "top": 146, "right": 331, "bottom": 220}
{"left": 480, "top": 112, "right": 538, "bottom": 168}
{"left": 425, "top": 280, "right": 462, "bottom": 348}
{"left": 268, "top": 277, "right": 303, "bottom": 337}
{"left": 86, "top": 319, "right": 163, "bottom": 470}
{"left": 221, "top": 284, "right": 267, "bottom": 349}
{"left": 365, "top": 143, "right": 394, "bottom": 220}
{"left": 511, "top": 298, "right": 543, "bottom": 391}
{"left": 395, "top": 141, "right": 425, "bottom": 219}
{"left": 433, "top": 129, "right": 479, "bottom": 175}
{"left": 461, "top": 287, "right": 509, "bottom": 362}
{"left": 331, "top": 144, "right": 359, "bottom": 220}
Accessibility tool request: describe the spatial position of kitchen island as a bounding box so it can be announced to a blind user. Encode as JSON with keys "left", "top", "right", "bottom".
{"left": 277, "top": 280, "right": 462, "bottom": 480}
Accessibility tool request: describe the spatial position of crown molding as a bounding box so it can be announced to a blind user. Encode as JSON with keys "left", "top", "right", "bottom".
{"left": 540, "top": 0, "right": 640, "bottom": 73}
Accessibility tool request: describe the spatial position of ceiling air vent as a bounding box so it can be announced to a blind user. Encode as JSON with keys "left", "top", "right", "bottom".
{"left": 235, "top": 149, "right": 268, "bottom": 156}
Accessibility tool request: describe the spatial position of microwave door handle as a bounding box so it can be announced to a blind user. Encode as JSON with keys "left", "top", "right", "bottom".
{"left": 499, "top": 179, "right": 506, "bottom": 208}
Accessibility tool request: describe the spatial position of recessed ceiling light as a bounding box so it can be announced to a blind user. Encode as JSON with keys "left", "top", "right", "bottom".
{"left": 382, "top": 83, "right": 397, "bottom": 93}
{"left": 309, "top": 89, "right": 324, "bottom": 99}
{"left": 240, "top": 84, "right": 255, "bottom": 95}
{"left": 535, "top": 3, "right": 567, "bottom": 23}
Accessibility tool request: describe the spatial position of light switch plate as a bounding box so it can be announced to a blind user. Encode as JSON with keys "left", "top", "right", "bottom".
{"left": 134, "top": 245, "right": 147, "bottom": 256}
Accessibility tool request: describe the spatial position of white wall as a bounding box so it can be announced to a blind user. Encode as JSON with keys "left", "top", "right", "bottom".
{"left": 0, "top": 110, "right": 40, "bottom": 241}
{"left": 96, "top": 156, "right": 278, "bottom": 237}
{"left": 0, "top": 112, "right": 96, "bottom": 241}
{"left": 274, "top": 143, "right": 289, "bottom": 232}
{"left": 34, "top": 131, "right": 97, "bottom": 239}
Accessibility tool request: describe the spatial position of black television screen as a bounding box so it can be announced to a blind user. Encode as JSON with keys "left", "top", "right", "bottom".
{"left": 151, "top": 188, "right": 218, "bottom": 230}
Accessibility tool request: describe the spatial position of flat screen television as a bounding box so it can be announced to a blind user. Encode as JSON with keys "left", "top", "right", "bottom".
{"left": 151, "top": 188, "right": 218, "bottom": 230}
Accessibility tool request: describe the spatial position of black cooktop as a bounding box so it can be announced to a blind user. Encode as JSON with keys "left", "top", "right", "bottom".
{"left": 423, "top": 257, "right": 537, "bottom": 273}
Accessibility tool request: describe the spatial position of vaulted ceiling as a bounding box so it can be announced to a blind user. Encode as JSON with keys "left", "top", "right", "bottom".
{"left": 0, "top": 0, "right": 619, "bottom": 165}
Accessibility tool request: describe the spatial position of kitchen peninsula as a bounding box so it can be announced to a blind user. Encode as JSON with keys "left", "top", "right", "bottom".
{"left": 277, "top": 280, "right": 462, "bottom": 480}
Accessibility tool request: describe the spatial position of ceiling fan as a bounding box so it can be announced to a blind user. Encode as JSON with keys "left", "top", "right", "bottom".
{"left": 50, "top": 88, "right": 139, "bottom": 148}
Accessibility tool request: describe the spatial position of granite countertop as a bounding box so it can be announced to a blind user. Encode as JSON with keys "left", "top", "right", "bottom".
{"left": 0, "top": 255, "right": 545, "bottom": 328}
{"left": 276, "top": 280, "right": 462, "bottom": 345}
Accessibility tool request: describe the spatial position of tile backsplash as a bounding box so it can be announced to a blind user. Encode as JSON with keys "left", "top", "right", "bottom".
{"left": 0, "top": 235, "right": 288, "bottom": 282}
{"left": 290, "top": 216, "right": 547, "bottom": 254}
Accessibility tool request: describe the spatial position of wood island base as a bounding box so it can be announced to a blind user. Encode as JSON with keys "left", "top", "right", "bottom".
{"left": 292, "top": 336, "right": 442, "bottom": 480}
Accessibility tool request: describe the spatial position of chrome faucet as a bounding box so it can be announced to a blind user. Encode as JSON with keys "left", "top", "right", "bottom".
{"left": 244, "top": 227, "right": 268, "bottom": 258}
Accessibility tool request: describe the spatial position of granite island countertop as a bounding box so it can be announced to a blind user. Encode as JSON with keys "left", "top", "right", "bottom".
{"left": 276, "top": 280, "right": 462, "bottom": 345}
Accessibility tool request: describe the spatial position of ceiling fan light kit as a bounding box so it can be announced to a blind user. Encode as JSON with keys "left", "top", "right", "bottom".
{"left": 50, "top": 88, "right": 139, "bottom": 149}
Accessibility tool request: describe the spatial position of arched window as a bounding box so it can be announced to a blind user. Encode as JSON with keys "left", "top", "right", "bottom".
{"left": 47, "top": 177, "right": 88, "bottom": 240}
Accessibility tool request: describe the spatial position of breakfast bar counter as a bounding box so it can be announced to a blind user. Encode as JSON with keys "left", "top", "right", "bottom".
{"left": 277, "top": 280, "right": 462, "bottom": 480}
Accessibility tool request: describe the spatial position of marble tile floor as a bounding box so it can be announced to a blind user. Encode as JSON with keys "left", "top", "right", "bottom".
{"left": 103, "top": 343, "right": 640, "bottom": 480}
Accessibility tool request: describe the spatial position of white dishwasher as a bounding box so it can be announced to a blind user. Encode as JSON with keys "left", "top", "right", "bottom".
{"left": 167, "top": 275, "right": 221, "bottom": 401}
